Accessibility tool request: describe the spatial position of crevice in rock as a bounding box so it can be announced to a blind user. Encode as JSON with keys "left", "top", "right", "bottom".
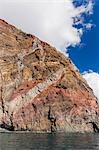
{"left": 32, "top": 103, "right": 37, "bottom": 113}
{"left": 0, "top": 71, "right": 5, "bottom": 114}
{"left": 9, "top": 113, "right": 14, "bottom": 131}
{"left": 48, "top": 106, "right": 57, "bottom": 132}
{"left": 89, "top": 122, "right": 99, "bottom": 133}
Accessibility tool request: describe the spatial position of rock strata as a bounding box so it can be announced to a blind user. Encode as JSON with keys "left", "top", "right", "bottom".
{"left": 0, "top": 19, "right": 99, "bottom": 132}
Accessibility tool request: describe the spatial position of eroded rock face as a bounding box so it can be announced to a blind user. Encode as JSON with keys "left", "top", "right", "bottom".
{"left": 0, "top": 19, "right": 99, "bottom": 132}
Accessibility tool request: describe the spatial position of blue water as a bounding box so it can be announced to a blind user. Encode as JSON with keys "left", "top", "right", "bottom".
{"left": 0, "top": 132, "right": 99, "bottom": 150}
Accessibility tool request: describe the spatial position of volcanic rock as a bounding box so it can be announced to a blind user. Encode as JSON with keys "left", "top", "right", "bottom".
{"left": 0, "top": 19, "right": 99, "bottom": 132}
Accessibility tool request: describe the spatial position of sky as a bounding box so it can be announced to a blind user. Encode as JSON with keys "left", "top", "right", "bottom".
{"left": 69, "top": 0, "right": 99, "bottom": 73}
{"left": 0, "top": 0, "right": 99, "bottom": 100}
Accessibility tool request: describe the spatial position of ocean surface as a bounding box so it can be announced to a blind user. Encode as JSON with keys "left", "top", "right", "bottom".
{"left": 0, "top": 132, "right": 99, "bottom": 150}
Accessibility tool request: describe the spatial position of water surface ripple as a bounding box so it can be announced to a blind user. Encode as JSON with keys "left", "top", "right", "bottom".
{"left": 0, "top": 132, "right": 99, "bottom": 150}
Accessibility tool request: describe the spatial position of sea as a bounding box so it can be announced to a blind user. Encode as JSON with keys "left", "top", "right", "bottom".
{"left": 0, "top": 132, "right": 99, "bottom": 150}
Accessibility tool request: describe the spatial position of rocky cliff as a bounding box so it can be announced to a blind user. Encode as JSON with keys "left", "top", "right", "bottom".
{"left": 0, "top": 19, "right": 99, "bottom": 132}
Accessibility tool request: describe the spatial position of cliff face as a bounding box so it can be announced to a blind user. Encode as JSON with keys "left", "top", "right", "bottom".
{"left": 0, "top": 19, "right": 99, "bottom": 132}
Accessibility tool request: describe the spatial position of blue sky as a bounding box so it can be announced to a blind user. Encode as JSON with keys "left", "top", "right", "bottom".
{"left": 69, "top": 0, "right": 99, "bottom": 73}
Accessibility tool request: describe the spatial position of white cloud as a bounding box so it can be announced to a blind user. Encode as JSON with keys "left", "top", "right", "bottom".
{"left": 0, "top": 0, "right": 93, "bottom": 54}
{"left": 85, "top": 23, "right": 93, "bottom": 29}
{"left": 83, "top": 71, "right": 99, "bottom": 100}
